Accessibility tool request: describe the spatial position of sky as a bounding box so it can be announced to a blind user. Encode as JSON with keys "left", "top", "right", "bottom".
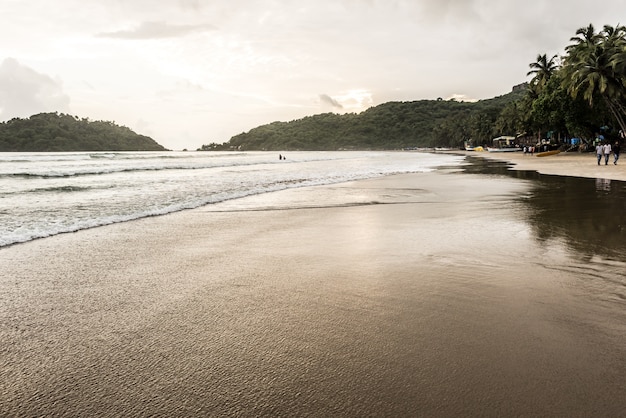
{"left": 1, "top": 0, "right": 624, "bottom": 150}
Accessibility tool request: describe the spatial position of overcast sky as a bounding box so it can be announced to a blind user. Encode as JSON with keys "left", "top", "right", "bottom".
{"left": 1, "top": 0, "right": 624, "bottom": 150}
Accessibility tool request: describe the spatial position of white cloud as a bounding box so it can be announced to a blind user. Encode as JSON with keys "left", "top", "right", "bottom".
{"left": 97, "top": 21, "right": 216, "bottom": 39}
{"left": 446, "top": 94, "right": 478, "bottom": 103}
{"left": 0, "top": 58, "right": 70, "bottom": 120}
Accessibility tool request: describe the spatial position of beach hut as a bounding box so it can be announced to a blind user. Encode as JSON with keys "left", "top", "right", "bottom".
{"left": 487, "top": 136, "right": 521, "bottom": 152}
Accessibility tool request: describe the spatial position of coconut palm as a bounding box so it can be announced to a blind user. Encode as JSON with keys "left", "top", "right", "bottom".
{"left": 561, "top": 24, "right": 626, "bottom": 133}
{"left": 527, "top": 54, "right": 559, "bottom": 94}
{"left": 565, "top": 24, "right": 600, "bottom": 58}
{"left": 607, "top": 24, "right": 626, "bottom": 74}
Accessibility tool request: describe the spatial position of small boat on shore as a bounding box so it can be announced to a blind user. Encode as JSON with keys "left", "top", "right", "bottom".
{"left": 486, "top": 147, "right": 522, "bottom": 152}
{"left": 536, "top": 150, "right": 561, "bottom": 157}
{"left": 464, "top": 144, "right": 485, "bottom": 151}
{"left": 463, "top": 140, "right": 480, "bottom": 151}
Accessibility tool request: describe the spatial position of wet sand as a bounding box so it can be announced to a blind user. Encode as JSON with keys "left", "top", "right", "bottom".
{"left": 1, "top": 164, "right": 626, "bottom": 416}
{"left": 453, "top": 149, "right": 626, "bottom": 181}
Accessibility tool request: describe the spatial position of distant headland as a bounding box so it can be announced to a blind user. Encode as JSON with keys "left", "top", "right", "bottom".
{"left": 0, "top": 112, "right": 168, "bottom": 152}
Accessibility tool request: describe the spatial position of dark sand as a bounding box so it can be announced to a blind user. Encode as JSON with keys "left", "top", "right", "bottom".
{"left": 1, "top": 164, "right": 626, "bottom": 416}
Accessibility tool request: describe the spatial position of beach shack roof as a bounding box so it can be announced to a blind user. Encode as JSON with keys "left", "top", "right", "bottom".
{"left": 492, "top": 135, "right": 516, "bottom": 145}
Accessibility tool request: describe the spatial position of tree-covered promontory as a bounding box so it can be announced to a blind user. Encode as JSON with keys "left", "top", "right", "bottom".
{"left": 206, "top": 89, "right": 527, "bottom": 151}
{"left": 0, "top": 112, "right": 168, "bottom": 152}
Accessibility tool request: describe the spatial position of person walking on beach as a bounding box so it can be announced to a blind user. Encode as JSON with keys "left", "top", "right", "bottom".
{"left": 596, "top": 142, "right": 604, "bottom": 165}
{"left": 603, "top": 142, "right": 612, "bottom": 165}
{"left": 613, "top": 141, "right": 621, "bottom": 165}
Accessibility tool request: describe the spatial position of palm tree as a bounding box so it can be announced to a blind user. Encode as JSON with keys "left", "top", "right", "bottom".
{"left": 561, "top": 24, "right": 626, "bottom": 133}
{"left": 606, "top": 24, "right": 626, "bottom": 74}
{"left": 527, "top": 54, "right": 559, "bottom": 94}
{"left": 565, "top": 24, "right": 600, "bottom": 58}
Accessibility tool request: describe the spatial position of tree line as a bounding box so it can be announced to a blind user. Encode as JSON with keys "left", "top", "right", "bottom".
{"left": 204, "top": 23, "right": 626, "bottom": 151}
{"left": 0, "top": 112, "right": 168, "bottom": 152}
{"left": 525, "top": 24, "right": 626, "bottom": 145}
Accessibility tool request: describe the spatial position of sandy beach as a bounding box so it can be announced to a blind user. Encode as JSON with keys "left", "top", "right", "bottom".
{"left": 1, "top": 157, "right": 625, "bottom": 416}
{"left": 453, "top": 149, "right": 626, "bottom": 181}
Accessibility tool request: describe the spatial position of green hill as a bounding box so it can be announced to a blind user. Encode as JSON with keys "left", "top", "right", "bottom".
{"left": 0, "top": 112, "right": 168, "bottom": 152}
{"left": 213, "top": 89, "right": 527, "bottom": 151}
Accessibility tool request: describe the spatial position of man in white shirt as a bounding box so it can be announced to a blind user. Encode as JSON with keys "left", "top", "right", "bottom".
{"left": 596, "top": 142, "right": 604, "bottom": 165}
{"left": 603, "top": 142, "right": 612, "bottom": 165}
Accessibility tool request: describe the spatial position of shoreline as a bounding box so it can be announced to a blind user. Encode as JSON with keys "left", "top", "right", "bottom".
{"left": 441, "top": 149, "right": 626, "bottom": 181}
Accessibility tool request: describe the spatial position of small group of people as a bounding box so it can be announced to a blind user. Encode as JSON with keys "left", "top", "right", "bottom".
{"left": 596, "top": 141, "right": 621, "bottom": 165}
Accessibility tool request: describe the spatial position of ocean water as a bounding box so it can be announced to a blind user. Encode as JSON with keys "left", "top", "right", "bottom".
{"left": 0, "top": 151, "right": 464, "bottom": 248}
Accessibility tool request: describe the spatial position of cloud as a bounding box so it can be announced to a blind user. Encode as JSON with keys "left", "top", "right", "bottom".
{"left": 97, "top": 21, "right": 216, "bottom": 40}
{"left": 0, "top": 58, "right": 70, "bottom": 120}
{"left": 446, "top": 93, "right": 478, "bottom": 103}
{"left": 417, "top": 0, "right": 481, "bottom": 24}
{"left": 319, "top": 94, "right": 343, "bottom": 109}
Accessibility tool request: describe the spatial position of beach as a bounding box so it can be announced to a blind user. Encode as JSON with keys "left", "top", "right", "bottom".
{"left": 1, "top": 154, "right": 625, "bottom": 416}
{"left": 458, "top": 148, "right": 626, "bottom": 181}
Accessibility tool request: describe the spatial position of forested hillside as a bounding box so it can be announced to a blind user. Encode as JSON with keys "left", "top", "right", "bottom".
{"left": 0, "top": 112, "right": 168, "bottom": 152}
{"left": 205, "top": 89, "right": 527, "bottom": 151}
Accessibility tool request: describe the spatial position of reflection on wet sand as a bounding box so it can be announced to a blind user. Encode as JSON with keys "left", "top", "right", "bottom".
{"left": 465, "top": 156, "right": 626, "bottom": 260}
{"left": 596, "top": 177, "right": 612, "bottom": 192}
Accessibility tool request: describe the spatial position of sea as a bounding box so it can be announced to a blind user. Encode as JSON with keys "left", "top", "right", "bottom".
{"left": 0, "top": 150, "right": 464, "bottom": 248}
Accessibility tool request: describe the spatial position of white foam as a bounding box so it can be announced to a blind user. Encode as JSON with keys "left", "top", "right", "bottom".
{"left": 0, "top": 151, "right": 465, "bottom": 247}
